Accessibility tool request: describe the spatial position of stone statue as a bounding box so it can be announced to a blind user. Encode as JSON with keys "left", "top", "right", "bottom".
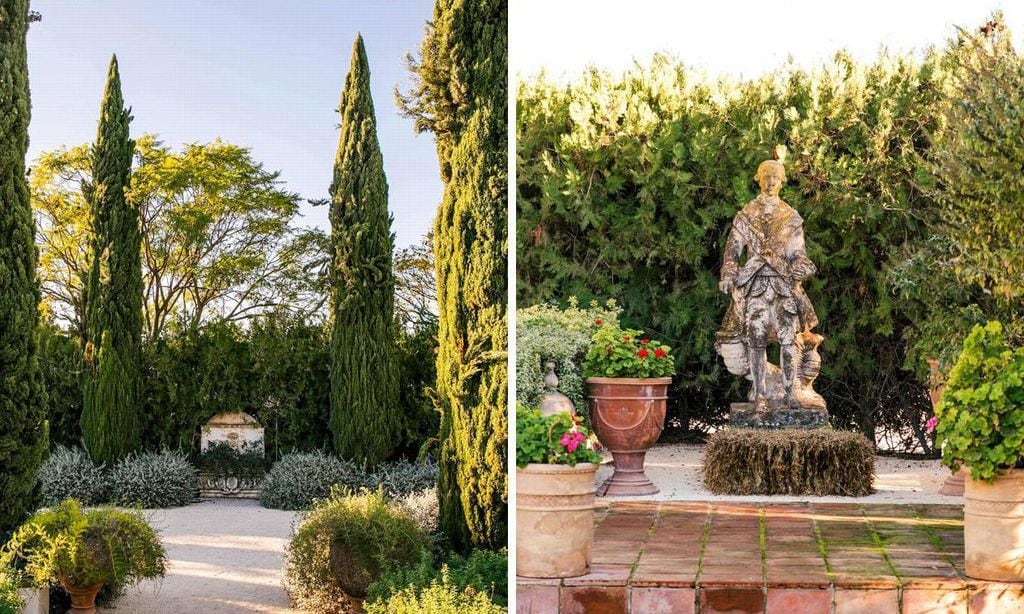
{"left": 715, "top": 159, "right": 827, "bottom": 426}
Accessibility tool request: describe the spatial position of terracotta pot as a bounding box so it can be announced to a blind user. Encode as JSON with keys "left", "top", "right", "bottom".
{"left": 587, "top": 377, "right": 671, "bottom": 496}
{"left": 516, "top": 463, "right": 597, "bottom": 578}
{"left": 61, "top": 582, "right": 103, "bottom": 614}
{"left": 964, "top": 469, "right": 1024, "bottom": 580}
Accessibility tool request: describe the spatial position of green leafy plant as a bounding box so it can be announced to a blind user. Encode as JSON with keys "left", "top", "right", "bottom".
{"left": 0, "top": 569, "right": 22, "bottom": 614}
{"left": 935, "top": 321, "right": 1024, "bottom": 481}
{"left": 200, "top": 441, "right": 266, "bottom": 479}
{"left": 517, "top": 298, "right": 621, "bottom": 416}
{"left": 109, "top": 450, "right": 197, "bottom": 508}
{"left": 0, "top": 500, "right": 166, "bottom": 593}
{"left": 37, "top": 446, "right": 110, "bottom": 506}
{"left": 516, "top": 406, "right": 602, "bottom": 467}
{"left": 365, "top": 549, "right": 507, "bottom": 608}
{"left": 582, "top": 323, "right": 674, "bottom": 379}
{"left": 283, "top": 489, "right": 428, "bottom": 613}
{"left": 260, "top": 451, "right": 370, "bottom": 511}
{"left": 364, "top": 567, "right": 505, "bottom": 614}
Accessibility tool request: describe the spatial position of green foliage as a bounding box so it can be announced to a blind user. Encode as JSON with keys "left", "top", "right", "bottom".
{"left": 0, "top": 0, "right": 48, "bottom": 537}
{"left": 366, "top": 549, "right": 508, "bottom": 608}
{"left": 108, "top": 450, "right": 197, "bottom": 508}
{"left": 702, "top": 429, "right": 875, "bottom": 496}
{"left": 260, "top": 451, "right": 369, "bottom": 511}
{"left": 516, "top": 407, "right": 601, "bottom": 467}
{"left": 402, "top": 0, "right": 508, "bottom": 552}
{"left": 935, "top": 322, "right": 1024, "bottom": 481}
{"left": 0, "top": 569, "right": 22, "bottom": 614}
{"left": 200, "top": 441, "right": 265, "bottom": 479}
{"left": 517, "top": 298, "right": 621, "bottom": 415}
{"left": 0, "top": 500, "right": 165, "bottom": 591}
{"left": 396, "top": 321, "right": 440, "bottom": 460}
{"left": 365, "top": 567, "right": 505, "bottom": 614}
{"left": 81, "top": 56, "right": 141, "bottom": 466}
{"left": 37, "top": 325, "right": 82, "bottom": 448}
{"left": 328, "top": 35, "right": 401, "bottom": 467}
{"left": 37, "top": 447, "right": 109, "bottom": 506}
{"left": 518, "top": 48, "right": 954, "bottom": 444}
{"left": 583, "top": 323, "right": 674, "bottom": 378}
{"left": 284, "top": 490, "right": 428, "bottom": 612}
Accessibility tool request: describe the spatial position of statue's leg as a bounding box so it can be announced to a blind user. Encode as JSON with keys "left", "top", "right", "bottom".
{"left": 750, "top": 344, "right": 768, "bottom": 413}
{"left": 781, "top": 342, "right": 800, "bottom": 409}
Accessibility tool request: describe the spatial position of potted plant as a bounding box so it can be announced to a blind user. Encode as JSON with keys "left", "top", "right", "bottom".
{"left": 934, "top": 321, "right": 1024, "bottom": 581}
{"left": 0, "top": 499, "right": 166, "bottom": 613}
{"left": 516, "top": 406, "right": 602, "bottom": 578}
{"left": 583, "top": 322, "right": 674, "bottom": 496}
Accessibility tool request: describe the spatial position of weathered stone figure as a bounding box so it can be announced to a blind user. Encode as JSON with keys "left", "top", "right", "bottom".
{"left": 716, "top": 159, "right": 827, "bottom": 425}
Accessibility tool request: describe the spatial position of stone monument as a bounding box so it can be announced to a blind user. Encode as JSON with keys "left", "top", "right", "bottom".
{"left": 715, "top": 159, "right": 828, "bottom": 427}
{"left": 199, "top": 412, "right": 265, "bottom": 498}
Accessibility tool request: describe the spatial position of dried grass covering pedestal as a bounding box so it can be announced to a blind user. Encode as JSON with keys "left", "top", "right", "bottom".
{"left": 702, "top": 429, "right": 874, "bottom": 496}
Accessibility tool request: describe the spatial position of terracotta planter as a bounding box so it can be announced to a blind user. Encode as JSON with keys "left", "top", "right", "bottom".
{"left": 964, "top": 469, "right": 1024, "bottom": 581}
{"left": 61, "top": 582, "right": 103, "bottom": 614}
{"left": 587, "top": 377, "right": 671, "bottom": 496}
{"left": 516, "top": 463, "right": 597, "bottom": 578}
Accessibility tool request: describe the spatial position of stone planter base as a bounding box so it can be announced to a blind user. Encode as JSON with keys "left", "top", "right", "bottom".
{"left": 198, "top": 472, "right": 262, "bottom": 499}
{"left": 730, "top": 402, "right": 828, "bottom": 428}
{"left": 17, "top": 587, "right": 48, "bottom": 614}
{"left": 965, "top": 470, "right": 1024, "bottom": 581}
{"left": 938, "top": 467, "right": 967, "bottom": 496}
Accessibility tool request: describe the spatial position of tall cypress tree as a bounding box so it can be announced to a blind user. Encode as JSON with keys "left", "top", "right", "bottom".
{"left": 328, "top": 35, "right": 400, "bottom": 466}
{"left": 80, "top": 55, "right": 141, "bottom": 466}
{"left": 0, "top": 0, "right": 48, "bottom": 536}
{"left": 400, "top": 0, "right": 508, "bottom": 550}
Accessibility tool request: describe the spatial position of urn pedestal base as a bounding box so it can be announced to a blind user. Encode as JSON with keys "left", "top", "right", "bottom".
{"left": 597, "top": 451, "right": 659, "bottom": 497}
{"left": 729, "top": 402, "right": 828, "bottom": 429}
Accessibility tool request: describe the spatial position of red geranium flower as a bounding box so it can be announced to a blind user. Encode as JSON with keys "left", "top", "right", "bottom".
{"left": 642, "top": 339, "right": 650, "bottom": 345}
{"left": 637, "top": 348, "right": 650, "bottom": 359}
{"left": 654, "top": 348, "right": 667, "bottom": 358}
{"left": 594, "top": 319, "right": 602, "bottom": 326}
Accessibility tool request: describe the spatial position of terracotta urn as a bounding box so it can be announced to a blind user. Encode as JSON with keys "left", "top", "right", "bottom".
{"left": 62, "top": 582, "right": 103, "bottom": 614}
{"left": 587, "top": 377, "right": 671, "bottom": 496}
{"left": 964, "top": 469, "right": 1024, "bottom": 581}
{"left": 516, "top": 462, "right": 597, "bottom": 578}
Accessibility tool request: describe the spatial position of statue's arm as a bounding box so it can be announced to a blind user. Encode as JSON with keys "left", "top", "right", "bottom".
{"left": 786, "top": 225, "right": 817, "bottom": 281}
{"left": 719, "top": 226, "right": 742, "bottom": 294}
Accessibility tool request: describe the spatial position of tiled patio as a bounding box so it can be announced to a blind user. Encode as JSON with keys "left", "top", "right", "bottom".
{"left": 517, "top": 501, "right": 1024, "bottom": 613}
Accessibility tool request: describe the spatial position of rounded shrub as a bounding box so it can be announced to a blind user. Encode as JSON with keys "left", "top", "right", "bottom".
{"left": 37, "top": 446, "right": 110, "bottom": 506}
{"left": 284, "top": 489, "right": 428, "bottom": 612}
{"left": 396, "top": 487, "right": 438, "bottom": 534}
{"left": 260, "top": 451, "right": 369, "bottom": 511}
{"left": 109, "top": 450, "right": 197, "bottom": 508}
{"left": 371, "top": 459, "right": 438, "bottom": 498}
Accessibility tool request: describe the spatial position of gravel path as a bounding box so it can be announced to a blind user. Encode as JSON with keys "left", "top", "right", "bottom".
{"left": 102, "top": 499, "right": 300, "bottom": 613}
{"left": 596, "top": 443, "right": 963, "bottom": 504}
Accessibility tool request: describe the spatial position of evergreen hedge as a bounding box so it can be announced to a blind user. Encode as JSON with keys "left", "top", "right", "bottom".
{"left": 81, "top": 56, "right": 142, "bottom": 465}
{"left": 0, "top": 0, "right": 48, "bottom": 537}
{"left": 403, "top": 0, "right": 509, "bottom": 551}
{"left": 328, "top": 35, "right": 401, "bottom": 467}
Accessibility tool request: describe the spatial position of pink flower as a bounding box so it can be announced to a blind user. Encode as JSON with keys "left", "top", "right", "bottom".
{"left": 925, "top": 416, "right": 939, "bottom": 433}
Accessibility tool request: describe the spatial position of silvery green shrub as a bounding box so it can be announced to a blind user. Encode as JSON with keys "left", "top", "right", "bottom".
{"left": 260, "top": 451, "right": 370, "bottom": 510}
{"left": 396, "top": 487, "right": 438, "bottom": 534}
{"left": 37, "top": 446, "right": 110, "bottom": 506}
{"left": 517, "top": 298, "right": 621, "bottom": 414}
{"left": 370, "top": 459, "right": 438, "bottom": 498}
{"left": 109, "top": 450, "right": 197, "bottom": 508}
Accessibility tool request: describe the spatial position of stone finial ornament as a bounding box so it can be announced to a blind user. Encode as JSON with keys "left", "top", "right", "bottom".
{"left": 715, "top": 159, "right": 827, "bottom": 427}
{"left": 538, "top": 361, "right": 576, "bottom": 417}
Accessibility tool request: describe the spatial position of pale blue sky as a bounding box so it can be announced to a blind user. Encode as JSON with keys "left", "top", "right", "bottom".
{"left": 26, "top": 0, "right": 441, "bottom": 248}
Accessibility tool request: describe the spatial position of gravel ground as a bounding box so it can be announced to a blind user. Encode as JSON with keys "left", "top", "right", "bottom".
{"left": 596, "top": 443, "right": 963, "bottom": 504}
{"left": 102, "top": 499, "right": 300, "bottom": 613}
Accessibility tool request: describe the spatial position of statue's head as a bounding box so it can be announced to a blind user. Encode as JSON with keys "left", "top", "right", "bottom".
{"left": 755, "top": 160, "right": 786, "bottom": 198}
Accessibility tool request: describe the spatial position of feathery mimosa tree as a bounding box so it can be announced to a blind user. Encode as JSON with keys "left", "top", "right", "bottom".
{"left": 80, "top": 55, "right": 142, "bottom": 465}
{"left": 0, "top": 0, "right": 48, "bottom": 536}
{"left": 401, "top": 0, "right": 509, "bottom": 550}
{"left": 328, "top": 35, "right": 401, "bottom": 466}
